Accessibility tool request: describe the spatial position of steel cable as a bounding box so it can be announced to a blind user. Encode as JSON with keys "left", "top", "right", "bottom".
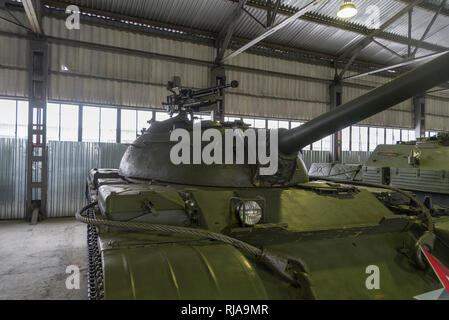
{"left": 76, "top": 202, "right": 262, "bottom": 257}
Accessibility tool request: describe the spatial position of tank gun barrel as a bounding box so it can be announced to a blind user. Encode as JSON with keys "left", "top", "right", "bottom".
{"left": 278, "top": 51, "right": 449, "bottom": 155}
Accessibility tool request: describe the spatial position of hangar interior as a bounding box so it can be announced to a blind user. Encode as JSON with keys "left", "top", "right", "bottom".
{"left": 0, "top": 0, "right": 449, "bottom": 300}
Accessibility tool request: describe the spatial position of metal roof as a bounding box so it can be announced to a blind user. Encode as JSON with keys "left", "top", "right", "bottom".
{"left": 45, "top": 0, "right": 449, "bottom": 66}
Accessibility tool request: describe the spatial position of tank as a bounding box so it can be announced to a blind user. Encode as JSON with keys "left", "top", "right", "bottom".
{"left": 77, "top": 52, "right": 449, "bottom": 300}
{"left": 363, "top": 134, "right": 449, "bottom": 209}
{"left": 309, "top": 134, "right": 449, "bottom": 214}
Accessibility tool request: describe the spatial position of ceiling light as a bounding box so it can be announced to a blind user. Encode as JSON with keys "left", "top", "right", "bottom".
{"left": 337, "top": 0, "right": 358, "bottom": 19}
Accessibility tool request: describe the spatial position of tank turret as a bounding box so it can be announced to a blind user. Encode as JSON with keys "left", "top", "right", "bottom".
{"left": 120, "top": 52, "right": 449, "bottom": 188}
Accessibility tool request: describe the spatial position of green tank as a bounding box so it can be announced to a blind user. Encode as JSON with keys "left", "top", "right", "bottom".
{"left": 76, "top": 52, "right": 449, "bottom": 300}
{"left": 310, "top": 134, "right": 449, "bottom": 214}
{"left": 363, "top": 134, "right": 449, "bottom": 210}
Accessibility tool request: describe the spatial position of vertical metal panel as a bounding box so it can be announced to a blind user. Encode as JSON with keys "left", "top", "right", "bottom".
{"left": 299, "top": 150, "right": 331, "bottom": 170}
{"left": 0, "top": 138, "right": 27, "bottom": 220}
{"left": 47, "top": 141, "right": 128, "bottom": 218}
{"left": 342, "top": 151, "right": 372, "bottom": 165}
{"left": 99, "top": 143, "right": 129, "bottom": 168}
{"left": 47, "top": 140, "right": 98, "bottom": 218}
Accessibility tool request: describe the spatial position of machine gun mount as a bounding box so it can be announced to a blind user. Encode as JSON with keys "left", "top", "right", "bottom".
{"left": 163, "top": 76, "right": 239, "bottom": 118}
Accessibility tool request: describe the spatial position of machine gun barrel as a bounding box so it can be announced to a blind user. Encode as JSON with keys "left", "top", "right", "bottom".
{"left": 189, "top": 80, "right": 239, "bottom": 99}
{"left": 278, "top": 51, "right": 449, "bottom": 155}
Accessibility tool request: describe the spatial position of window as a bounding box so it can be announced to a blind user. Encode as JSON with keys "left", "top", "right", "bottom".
{"left": 312, "top": 139, "right": 322, "bottom": 151}
{"left": 121, "top": 109, "right": 137, "bottom": 143}
{"left": 47, "top": 103, "right": 60, "bottom": 141}
{"left": 385, "top": 129, "right": 392, "bottom": 144}
{"left": 351, "top": 126, "right": 360, "bottom": 151}
{"left": 302, "top": 144, "right": 311, "bottom": 151}
{"left": 225, "top": 116, "right": 241, "bottom": 122}
{"left": 156, "top": 111, "right": 170, "bottom": 122}
{"left": 402, "top": 129, "right": 409, "bottom": 142}
{"left": 369, "top": 127, "right": 377, "bottom": 151}
{"left": 0, "top": 99, "right": 16, "bottom": 137}
{"left": 342, "top": 127, "right": 350, "bottom": 151}
{"left": 17, "top": 101, "right": 28, "bottom": 138}
{"left": 100, "top": 108, "right": 117, "bottom": 143}
{"left": 242, "top": 118, "right": 266, "bottom": 129}
{"left": 321, "top": 135, "right": 331, "bottom": 152}
{"left": 360, "top": 127, "right": 368, "bottom": 151}
{"left": 254, "top": 119, "right": 266, "bottom": 129}
{"left": 290, "top": 121, "right": 302, "bottom": 129}
{"left": 377, "top": 128, "right": 385, "bottom": 145}
{"left": 393, "top": 129, "right": 401, "bottom": 144}
{"left": 243, "top": 118, "right": 255, "bottom": 127}
{"left": 409, "top": 130, "right": 415, "bottom": 141}
{"left": 83, "top": 106, "right": 100, "bottom": 142}
{"left": 60, "top": 104, "right": 78, "bottom": 142}
{"left": 278, "top": 121, "right": 289, "bottom": 129}
{"left": 267, "top": 120, "right": 278, "bottom": 129}
{"left": 137, "top": 110, "right": 152, "bottom": 135}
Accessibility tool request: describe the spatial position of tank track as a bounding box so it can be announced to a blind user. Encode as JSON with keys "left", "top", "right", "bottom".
{"left": 86, "top": 187, "right": 104, "bottom": 300}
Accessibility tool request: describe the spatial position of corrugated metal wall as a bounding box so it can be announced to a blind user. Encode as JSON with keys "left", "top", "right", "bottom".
{"left": 225, "top": 51, "right": 330, "bottom": 120}
{"left": 0, "top": 138, "right": 27, "bottom": 219}
{"left": 425, "top": 95, "right": 449, "bottom": 131}
{"left": 342, "top": 151, "right": 372, "bottom": 165}
{"left": 43, "top": 16, "right": 212, "bottom": 109}
{"left": 46, "top": 141, "right": 127, "bottom": 218}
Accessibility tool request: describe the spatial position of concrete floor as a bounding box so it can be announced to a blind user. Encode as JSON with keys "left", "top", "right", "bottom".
{"left": 0, "top": 218, "right": 88, "bottom": 300}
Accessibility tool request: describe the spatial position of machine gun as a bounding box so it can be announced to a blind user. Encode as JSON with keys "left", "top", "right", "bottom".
{"left": 162, "top": 76, "right": 239, "bottom": 118}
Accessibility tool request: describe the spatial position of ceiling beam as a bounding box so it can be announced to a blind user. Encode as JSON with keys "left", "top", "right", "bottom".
{"left": 232, "top": 0, "right": 447, "bottom": 53}
{"left": 411, "top": 0, "right": 447, "bottom": 57}
{"left": 22, "top": 0, "right": 42, "bottom": 33}
{"left": 338, "top": 0, "right": 423, "bottom": 60}
{"left": 398, "top": 0, "right": 449, "bottom": 16}
{"left": 222, "top": 0, "right": 323, "bottom": 62}
{"left": 344, "top": 51, "right": 449, "bottom": 80}
{"left": 337, "top": 0, "right": 424, "bottom": 79}
{"left": 216, "top": 0, "right": 248, "bottom": 63}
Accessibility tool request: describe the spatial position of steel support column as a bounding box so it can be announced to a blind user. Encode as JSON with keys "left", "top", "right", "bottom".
{"left": 330, "top": 82, "right": 343, "bottom": 162}
{"left": 78, "top": 105, "right": 83, "bottom": 142}
{"left": 413, "top": 95, "right": 426, "bottom": 138}
{"left": 26, "top": 38, "right": 48, "bottom": 223}
{"left": 210, "top": 67, "right": 227, "bottom": 122}
{"left": 116, "top": 108, "right": 121, "bottom": 143}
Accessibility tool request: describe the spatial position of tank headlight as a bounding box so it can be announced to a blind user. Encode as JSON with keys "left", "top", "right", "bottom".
{"left": 236, "top": 201, "right": 262, "bottom": 226}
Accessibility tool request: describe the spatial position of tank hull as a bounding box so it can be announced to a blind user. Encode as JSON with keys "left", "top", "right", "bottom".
{"left": 84, "top": 172, "right": 449, "bottom": 300}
